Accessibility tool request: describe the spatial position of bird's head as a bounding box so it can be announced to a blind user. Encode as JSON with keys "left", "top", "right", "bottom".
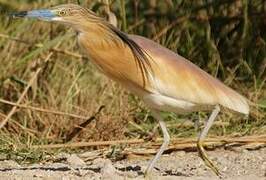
{"left": 11, "top": 4, "right": 102, "bottom": 28}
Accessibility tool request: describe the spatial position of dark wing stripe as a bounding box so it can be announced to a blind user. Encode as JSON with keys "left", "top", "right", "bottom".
{"left": 107, "top": 24, "right": 153, "bottom": 87}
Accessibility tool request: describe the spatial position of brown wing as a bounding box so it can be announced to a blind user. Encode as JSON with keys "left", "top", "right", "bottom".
{"left": 130, "top": 35, "right": 249, "bottom": 114}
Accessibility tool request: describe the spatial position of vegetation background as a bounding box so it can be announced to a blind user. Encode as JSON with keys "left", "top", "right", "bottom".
{"left": 0, "top": 0, "right": 265, "bottom": 162}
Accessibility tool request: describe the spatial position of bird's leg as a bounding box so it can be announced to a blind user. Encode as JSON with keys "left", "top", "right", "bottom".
{"left": 197, "top": 105, "right": 221, "bottom": 176}
{"left": 145, "top": 110, "right": 170, "bottom": 176}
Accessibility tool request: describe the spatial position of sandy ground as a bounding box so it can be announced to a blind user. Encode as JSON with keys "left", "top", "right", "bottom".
{"left": 0, "top": 148, "right": 265, "bottom": 180}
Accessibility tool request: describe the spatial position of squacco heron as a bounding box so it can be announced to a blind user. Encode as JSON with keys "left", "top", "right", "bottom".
{"left": 12, "top": 4, "right": 249, "bottom": 176}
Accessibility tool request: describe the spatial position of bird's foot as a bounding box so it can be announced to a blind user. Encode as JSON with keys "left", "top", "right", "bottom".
{"left": 144, "top": 169, "right": 153, "bottom": 180}
{"left": 197, "top": 141, "right": 222, "bottom": 177}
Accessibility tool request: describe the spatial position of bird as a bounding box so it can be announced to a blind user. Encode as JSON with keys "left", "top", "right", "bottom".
{"left": 12, "top": 4, "right": 249, "bottom": 176}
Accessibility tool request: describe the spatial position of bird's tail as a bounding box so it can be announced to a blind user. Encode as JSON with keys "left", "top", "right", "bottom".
{"left": 217, "top": 86, "right": 249, "bottom": 115}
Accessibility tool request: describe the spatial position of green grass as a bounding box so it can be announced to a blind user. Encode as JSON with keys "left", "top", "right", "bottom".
{"left": 0, "top": 0, "right": 265, "bottom": 163}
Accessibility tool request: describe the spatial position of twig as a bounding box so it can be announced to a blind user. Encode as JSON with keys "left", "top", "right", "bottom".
{"left": 151, "top": 0, "right": 237, "bottom": 41}
{"left": 65, "top": 105, "right": 105, "bottom": 142}
{"left": 127, "top": 19, "right": 145, "bottom": 32}
{"left": 124, "top": 141, "right": 224, "bottom": 155}
{"left": 0, "top": 33, "right": 85, "bottom": 60}
{"left": 0, "top": 98, "right": 88, "bottom": 120}
{"left": 172, "top": 121, "right": 229, "bottom": 128}
{"left": 0, "top": 68, "right": 42, "bottom": 129}
{"left": 152, "top": 15, "right": 188, "bottom": 41}
{"left": 32, "top": 135, "right": 266, "bottom": 149}
{"left": 154, "top": 135, "right": 266, "bottom": 145}
{"left": 0, "top": 112, "right": 38, "bottom": 134}
{"left": 32, "top": 139, "right": 145, "bottom": 149}
{"left": 0, "top": 50, "right": 55, "bottom": 129}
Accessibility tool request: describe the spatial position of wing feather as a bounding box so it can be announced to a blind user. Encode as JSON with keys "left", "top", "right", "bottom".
{"left": 130, "top": 35, "right": 249, "bottom": 114}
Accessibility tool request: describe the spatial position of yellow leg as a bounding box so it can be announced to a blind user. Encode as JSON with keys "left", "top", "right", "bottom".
{"left": 197, "top": 140, "right": 221, "bottom": 176}
{"left": 197, "top": 105, "right": 221, "bottom": 176}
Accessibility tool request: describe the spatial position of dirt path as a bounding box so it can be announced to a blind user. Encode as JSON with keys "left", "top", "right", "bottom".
{"left": 0, "top": 148, "right": 265, "bottom": 180}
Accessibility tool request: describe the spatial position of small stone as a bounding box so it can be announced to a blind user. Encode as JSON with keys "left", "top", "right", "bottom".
{"left": 122, "top": 170, "right": 138, "bottom": 178}
{"left": 175, "top": 151, "right": 186, "bottom": 157}
{"left": 28, "top": 164, "right": 42, "bottom": 169}
{"left": 101, "top": 160, "right": 122, "bottom": 180}
{"left": 101, "top": 159, "right": 116, "bottom": 174}
{"left": 78, "top": 169, "right": 90, "bottom": 176}
{"left": 262, "top": 162, "right": 266, "bottom": 170}
{"left": 93, "top": 158, "right": 110, "bottom": 169}
{"left": 242, "top": 149, "right": 249, "bottom": 154}
{"left": 67, "top": 154, "right": 86, "bottom": 167}
{"left": 0, "top": 160, "right": 20, "bottom": 168}
{"left": 79, "top": 151, "right": 101, "bottom": 158}
{"left": 222, "top": 166, "right": 228, "bottom": 172}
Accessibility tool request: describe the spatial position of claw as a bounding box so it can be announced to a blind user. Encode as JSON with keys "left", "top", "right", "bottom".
{"left": 144, "top": 170, "right": 153, "bottom": 180}
{"left": 197, "top": 141, "right": 221, "bottom": 176}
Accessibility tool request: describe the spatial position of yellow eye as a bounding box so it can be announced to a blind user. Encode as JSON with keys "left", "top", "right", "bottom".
{"left": 58, "top": 10, "right": 66, "bottom": 16}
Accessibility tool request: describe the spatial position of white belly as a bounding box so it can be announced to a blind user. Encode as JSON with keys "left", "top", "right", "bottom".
{"left": 143, "top": 93, "right": 213, "bottom": 114}
{"left": 121, "top": 81, "right": 213, "bottom": 114}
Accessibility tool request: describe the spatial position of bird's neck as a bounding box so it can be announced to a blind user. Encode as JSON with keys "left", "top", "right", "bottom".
{"left": 78, "top": 23, "right": 123, "bottom": 47}
{"left": 78, "top": 23, "right": 130, "bottom": 78}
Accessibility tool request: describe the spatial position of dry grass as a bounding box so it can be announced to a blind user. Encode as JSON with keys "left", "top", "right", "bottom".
{"left": 0, "top": 0, "right": 265, "bottom": 163}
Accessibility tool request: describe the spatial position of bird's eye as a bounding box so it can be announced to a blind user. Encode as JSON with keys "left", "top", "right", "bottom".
{"left": 58, "top": 10, "right": 67, "bottom": 16}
